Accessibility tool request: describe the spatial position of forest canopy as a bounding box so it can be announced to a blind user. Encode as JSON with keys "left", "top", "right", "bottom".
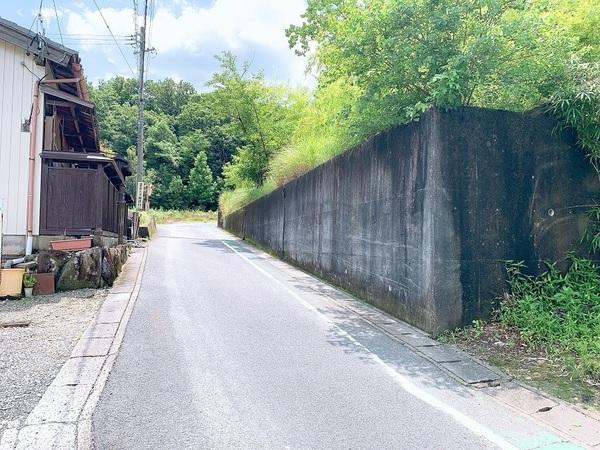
{"left": 90, "top": 0, "right": 600, "bottom": 213}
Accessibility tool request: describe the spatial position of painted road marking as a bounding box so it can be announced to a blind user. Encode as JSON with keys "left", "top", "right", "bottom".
{"left": 222, "top": 240, "right": 520, "bottom": 450}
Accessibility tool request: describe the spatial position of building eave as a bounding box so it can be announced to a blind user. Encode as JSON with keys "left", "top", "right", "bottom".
{"left": 0, "top": 16, "right": 78, "bottom": 67}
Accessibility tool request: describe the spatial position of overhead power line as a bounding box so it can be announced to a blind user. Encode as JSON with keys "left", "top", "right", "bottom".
{"left": 91, "top": 0, "right": 136, "bottom": 77}
{"left": 51, "top": 0, "right": 64, "bottom": 46}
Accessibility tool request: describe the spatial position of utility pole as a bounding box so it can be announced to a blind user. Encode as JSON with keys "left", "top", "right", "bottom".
{"left": 136, "top": 0, "right": 148, "bottom": 209}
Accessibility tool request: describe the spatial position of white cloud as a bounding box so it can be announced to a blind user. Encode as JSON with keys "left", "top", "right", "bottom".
{"left": 149, "top": 0, "right": 304, "bottom": 54}
{"left": 61, "top": 0, "right": 310, "bottom": 86}
{"left": 63, "top": 7, "right": 137, "bottom": 76}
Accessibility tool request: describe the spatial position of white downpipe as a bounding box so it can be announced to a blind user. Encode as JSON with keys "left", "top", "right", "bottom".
{"left": 25, "top": 81, "right": 41, "bottom": 256}
{"left": 25, "top": 236, "right": 33, "bottom": 256}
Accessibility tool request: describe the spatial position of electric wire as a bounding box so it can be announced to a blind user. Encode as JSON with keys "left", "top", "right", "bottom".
{"left": 51, "top": 0, "right": 64, "bottom": 46}
{"left": 91, "top": 0, "right": 136, "bottom": 76}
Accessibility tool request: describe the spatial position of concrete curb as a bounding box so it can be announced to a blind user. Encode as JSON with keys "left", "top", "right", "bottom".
{"left": 230, "top": 236, "right": 600, "bottom": 449}
{"left": 0, "top": 246, "right": 148, "bottom": 450}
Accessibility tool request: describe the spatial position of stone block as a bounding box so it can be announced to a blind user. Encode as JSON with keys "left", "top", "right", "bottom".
{"left": 417, "top": 344, "right": 467, "bottom": 363}
{"left": 54, "top": 356, "right": 105, "bottom": 386}
{"left": 83, "top": 322, "right": 119, "bottom": 339}
{"left": 70, "top": 338, "right": 113, "bottom": 358}
{"left": 441, "top": 360, "right": 502, "bottom": 384}
{"left": 16, "top": 424, "right": 76, "bottom": 450}
{"left": 25, "top": 384, "right": 92, "bottom": 424}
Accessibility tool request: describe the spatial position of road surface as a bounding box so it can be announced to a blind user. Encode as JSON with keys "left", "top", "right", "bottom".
{"left": 92, "top": 223, "right": 573, "bottom": 449}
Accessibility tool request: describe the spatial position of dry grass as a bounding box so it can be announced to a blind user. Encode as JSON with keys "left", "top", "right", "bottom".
{"left": 141, "top": 209, "right": 217, "bottom": 224}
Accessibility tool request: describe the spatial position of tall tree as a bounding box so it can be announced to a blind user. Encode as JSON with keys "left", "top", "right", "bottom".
{"left": 189, "top": 151, "right": 216, "bottom": 209}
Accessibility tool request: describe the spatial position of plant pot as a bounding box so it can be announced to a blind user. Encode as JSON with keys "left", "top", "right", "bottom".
{"left": 0, "top": 268, "right": 25, "bottom": 298}
{"left": 24, "top": 287, "right": 33, "bottom": 298}
{"left": 50, "top": 238, "right": 92, "bottom": 252}
{"left": 33, "top": 273, "right": 55, "bottom": 295}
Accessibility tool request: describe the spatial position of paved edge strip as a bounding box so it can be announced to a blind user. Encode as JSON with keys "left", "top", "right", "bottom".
{"left": 0, "top": 246, "right": 148, "bottom": 450}
{"left": 222, "top": 234, "right": 600, "bottom": 449}
{"left": 75, "top": 246, "right": 148, "bottom": 450}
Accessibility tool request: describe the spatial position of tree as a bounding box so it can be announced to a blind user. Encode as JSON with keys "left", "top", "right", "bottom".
{"left": 176, "top": 93, "right": 242, "bottom": 180}
{"left": 286, "top": 0, "right": 575, "bottom": 135}
{"left": 89, "top": 78, "right": 138, "bottom": 157}
{"left": 189, "top": 151, "right": 216, "bottom": 209}
{"left": 145, "top": 79, "right": 196, "bottom": 116}
{"left": 209, "top": 52, "right": 306, "bottom": 188}
{"left": 149, "top": 174, "right": 188, "bottom": 210}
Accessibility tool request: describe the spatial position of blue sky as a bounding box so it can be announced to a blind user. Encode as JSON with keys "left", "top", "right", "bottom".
{"left": 0, "top": 0, "right": 313, "bottom": 90}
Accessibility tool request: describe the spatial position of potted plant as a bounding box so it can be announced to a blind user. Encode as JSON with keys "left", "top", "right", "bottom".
{"left": 23, "top": 272, "right": 37, "bottom": 298}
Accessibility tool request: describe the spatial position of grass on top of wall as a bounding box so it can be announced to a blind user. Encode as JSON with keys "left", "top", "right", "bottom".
{"left": 219, "top": 182, "right": 277, "bottom": 216}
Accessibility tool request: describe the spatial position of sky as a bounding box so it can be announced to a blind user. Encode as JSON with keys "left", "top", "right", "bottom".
{"left": 0, "top": 0, "right": 313, "bottom": 91}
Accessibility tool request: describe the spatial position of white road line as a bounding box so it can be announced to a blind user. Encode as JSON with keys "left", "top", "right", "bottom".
{"left": 222, "top": 240, "right": 517, "bottom": 450}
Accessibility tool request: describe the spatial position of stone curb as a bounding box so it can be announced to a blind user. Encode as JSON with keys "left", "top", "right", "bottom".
{"left": 0, "top": 246, "right": 148, "bottom": 450}
{"left": 234, "top": 239, "right": 600, "bottom": 449}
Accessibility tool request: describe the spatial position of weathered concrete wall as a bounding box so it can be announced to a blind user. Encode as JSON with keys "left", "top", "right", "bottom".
{"left": 221, "top": 107, "right": 598, "bottom": 334}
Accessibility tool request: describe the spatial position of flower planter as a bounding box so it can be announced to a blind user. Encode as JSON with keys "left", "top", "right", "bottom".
{"left": 24, "top": 287, "right": 33, "bottom": 298}
{"left": 33, "top": 272, "right": 55, "bottom": 295}
{"left": 50, "top": 237, "right": 92, "bottom": 252}
{"left": 0, "top": 268, "right": 25, "bottom": 298}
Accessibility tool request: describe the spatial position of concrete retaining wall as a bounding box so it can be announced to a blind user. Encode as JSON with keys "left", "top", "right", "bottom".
{"left": 221, "top": 107, "right": 598, "bottom": 334}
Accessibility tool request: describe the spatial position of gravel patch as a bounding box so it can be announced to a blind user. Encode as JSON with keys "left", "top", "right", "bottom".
{"left": 0, "top": 289, "right": 106, "bottom": 434}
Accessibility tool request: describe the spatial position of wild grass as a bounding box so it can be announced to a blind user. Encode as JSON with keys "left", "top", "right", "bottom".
{"left": 500, "top": 255, "right": 600, "bottom": 383}
{"left": 219, "top": 183, "right": 276, "bottom": 216}
{"left": 219, "top": 80, "right": 363, "bottom": 215}
{"left": 141, "top": 209, "right": 217, "bottom": 224}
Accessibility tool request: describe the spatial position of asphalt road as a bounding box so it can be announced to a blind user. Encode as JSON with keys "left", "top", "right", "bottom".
{"left": 92, "top": 223, "right": 570, "bottom": 450}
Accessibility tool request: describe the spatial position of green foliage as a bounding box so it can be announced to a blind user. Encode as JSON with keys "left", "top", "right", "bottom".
{"left": 500, "top": 256, "right": 600, "bottom": 381}
{"left": 89, "top": 77, "right": 138, "bottom": 157}
{"left": 91, "top": 77, "right": 239, "bottom": 211}
{"left": 189, "top": 151, "right": 216, "bottom": 209}
{"left": 91, "top": 0, "right": 599, "bottom": 220}
{"left": 548, "top": 58, "right": 600, "bottom": 161}
{"left": 222, "top": 0, "right": 598, "bottom": 215}
{"left": 209, "top": 52, "right": 307, "bottom": 188}
{"left": 148, "top": 174, "right": 188, "bottom": 210}
{"left": 585, "top": 206, "right": 600, "bottom": 253}
{"left": 22, "top": 272, "right": 37, "bottom": 288}
{"left": 141, "top": 209, "right": 217, "bottom": 225}
{"left": 287, "top": 0, "right": 572, "bottom": 130}
{"left": 145, "top": 79, "right": 195, "bottom": 116}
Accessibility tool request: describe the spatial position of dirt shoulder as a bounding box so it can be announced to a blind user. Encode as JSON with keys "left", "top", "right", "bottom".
{"left": 0, "top": 290, "right": 106, "bottom": 435}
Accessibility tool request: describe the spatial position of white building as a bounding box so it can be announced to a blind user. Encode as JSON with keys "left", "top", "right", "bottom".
{"left": 0, "top": 17, "right": 130, "bottom": 259}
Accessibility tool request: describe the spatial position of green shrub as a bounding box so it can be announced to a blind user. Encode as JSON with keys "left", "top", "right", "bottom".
{"left": 500, "top": 255, "right": 600, "bottom": 381}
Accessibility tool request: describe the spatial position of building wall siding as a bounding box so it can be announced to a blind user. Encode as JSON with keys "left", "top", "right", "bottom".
{"left": 0, "top": 41, "right": 45, "bottom": 239}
